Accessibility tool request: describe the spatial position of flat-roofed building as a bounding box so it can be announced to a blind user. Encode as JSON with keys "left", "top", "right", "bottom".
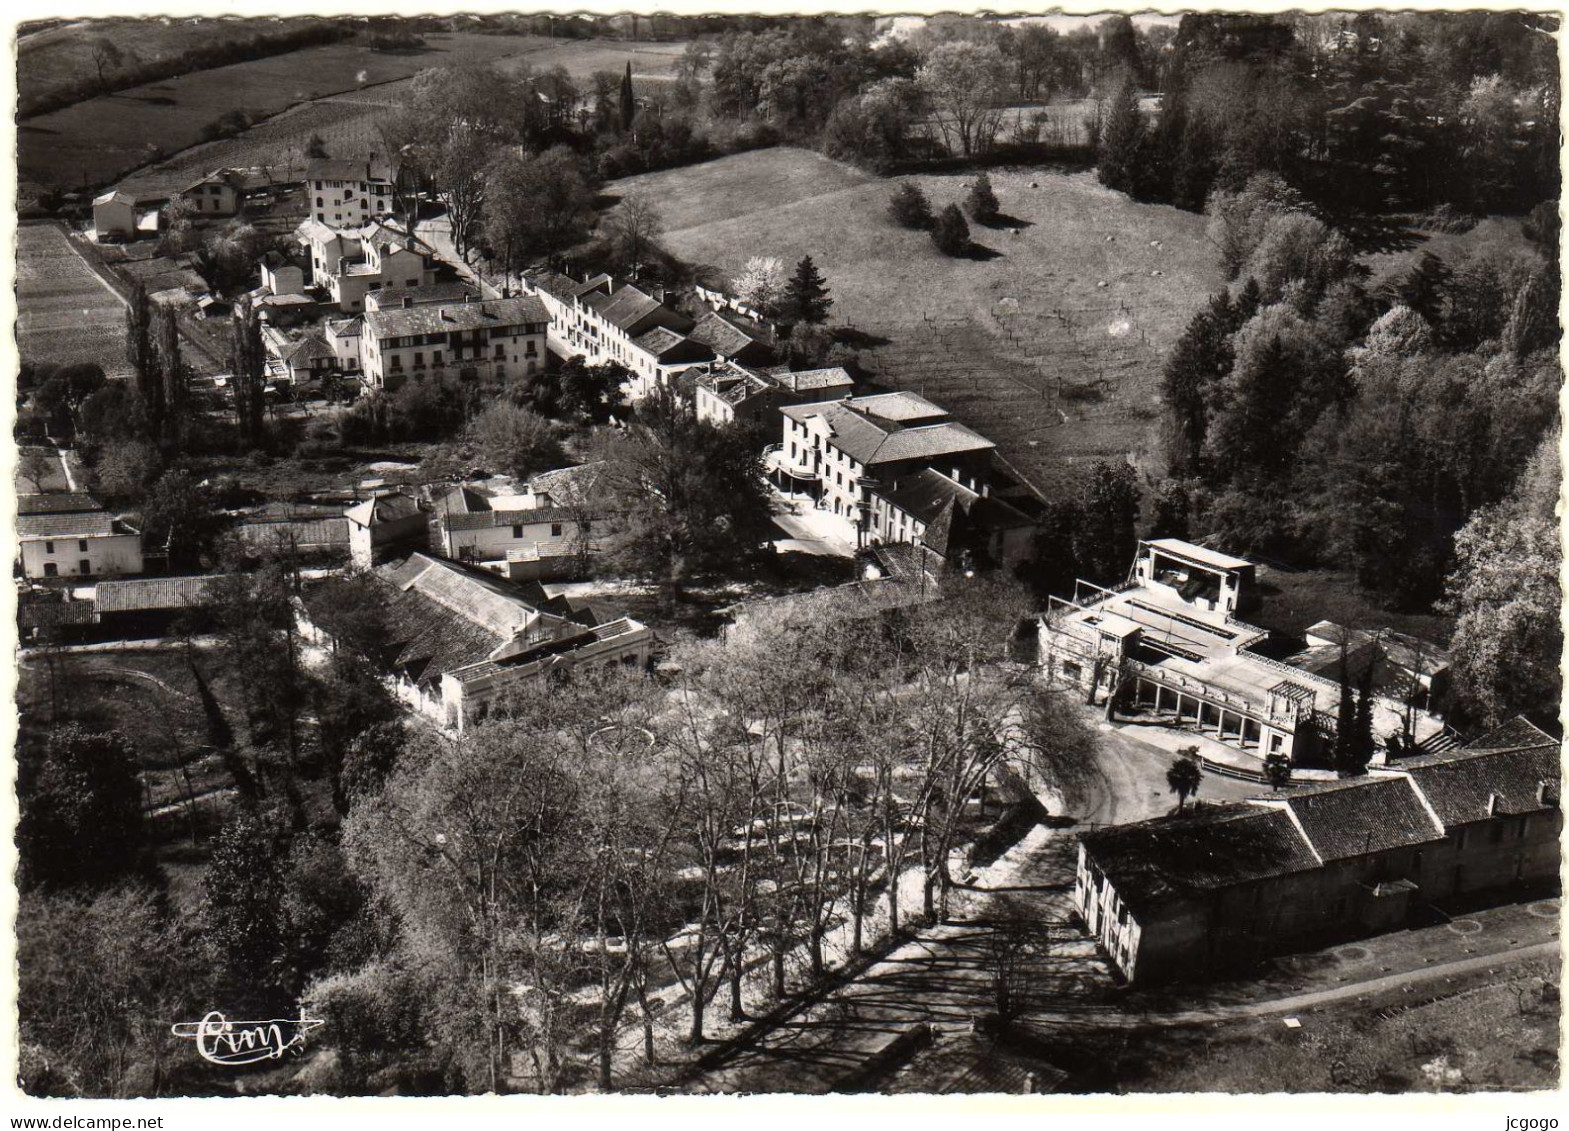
{"left": 1037, "top": 540, "right": 1448, "bottom": 766}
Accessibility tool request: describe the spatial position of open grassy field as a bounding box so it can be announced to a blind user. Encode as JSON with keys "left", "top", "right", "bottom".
{"left": 616, "top": 147, "right": 1224, "bottom": 494}
{"left": 18, "top": 16, "right": 329, "bottom": 114}
{"left": 16, "top": 222, "right": 131, "bottom": 377}
{"left": 24, "top": 32, "right": 692, "bottom": 195}
{"left": 19, "top": 32, "right": 530, "bottom": 192}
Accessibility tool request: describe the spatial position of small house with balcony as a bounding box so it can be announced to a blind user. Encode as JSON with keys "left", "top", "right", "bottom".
{"left": 429, "top": 483, "right": 599, "bottom": 582}
{"left": 178, "top": 169, "right": 245, "bottom": 217}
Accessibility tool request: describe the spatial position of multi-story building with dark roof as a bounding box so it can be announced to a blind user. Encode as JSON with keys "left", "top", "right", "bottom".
{"left": 1075, "top": 718, "right": 1561, "bottom": 983}
{"left": 528, "top": 271, "right": 701, "bottom": 395}
{"left": 360, "top": 294, "right": 549, "bottom": 391}
{"left": 771, "top": 392, "right": 1025, "bottom": 564}
{"left": 305, "top": 156, "right": 399, "bottom": 227}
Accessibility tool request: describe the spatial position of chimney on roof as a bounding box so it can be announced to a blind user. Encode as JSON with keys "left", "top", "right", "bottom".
{"left": 1487, "top": 791, "right": 1501, "bottom": 816}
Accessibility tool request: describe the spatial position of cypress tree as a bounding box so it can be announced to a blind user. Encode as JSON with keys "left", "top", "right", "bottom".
{"left": 619, "top": 61, "right": 636, "bottom": 132}
{"left": 1097, "top": 79, "right": 1145, "bottom": 196}
{"left": 1161, "top": 290, "right": 1236, "bottom": 475}
{"left": 1350, "top": 664, "right": 1376, "bottom": 776}
{"left": 780, "top": 255, "right": 832, "bottom": 325}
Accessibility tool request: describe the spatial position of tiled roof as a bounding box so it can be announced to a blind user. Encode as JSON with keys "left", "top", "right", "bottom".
{"left": 1275, "top": 775, "right": 1443, "bottom": 861}
{"left": 17, "top": 493, "right": 101, "bottom": 516}
{"left": 873, "top": 422, "right": 995, "bottom": 464}
{"left": 363, "top": 296, "right": 548, "bottom": 339}
{"left": 345, "top": 493, "right": 421, "bottom": 527}
{"left": 95, "top": 574, "right": 224, "bottom": 613}
{"left": 432, "top": 485, "right": 493, "bottom": 516}
{"left": 1080, "top": 805, "right": 1322, "bottom": 915}
{"left": 1390, "top": 744, "right": 1560, "bottom": 826}
{"left": 878, "top": 468, "right": 1032, "bottom": 533}
{"left": 1463, "top": 716, "right": 1557, "bottom": 752}
{"left": 631, "top": 325, "right": 699, "bottom": 358}
{"left": 237, "top": 517, "right": 350, "bottom": 548}
{"left": 389, "top": 553, "right": 543, "bottom": 638}
{"left": 278, "top": 333, "right": 335, "bottom": 364}
{"left": 530, "top": 271, "right": 601, "bottom": 302}
{"left": 442, "top": 507, "right": 579, "bottom": 532}
{"left": 295, "top": 218, "right": 342, "bottom": 246}
{"left": 688, "top": 310, "right": 765, "bottom": 359}
{"left": 450, "top": 615, "right": 650, "bottom": 685}
{"left": 370, "top": 280, "right": 479, "bottom": 308}
{"left": 356, "top": 220, "right": 432, "bottom": 255}
{"left": 581, "top": 284, "right": 692, "bottom": 335}
{"left": 17, "top": 511, "right": 116, "bottom": 538}
{"left": 527, "top": 463, "right": 611, "bottom": 508}
{"left": 781, "top": 395, "right": 993, "bottom": 467}
{"left": 306, "top": 157, "right": 395, "bottom": 183}
{"left": 779, "top": 366, "right": 853, "bottom": 393}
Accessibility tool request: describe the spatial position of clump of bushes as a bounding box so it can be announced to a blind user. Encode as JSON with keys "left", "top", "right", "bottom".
{"left": 932, "top": 203, "right": 970, "bottom": 256}
{"left": 888, "top": 183, "right": 933, "bottom": 230}
{"left": 965, "top": 172, "right": 1000, "bottom": 225}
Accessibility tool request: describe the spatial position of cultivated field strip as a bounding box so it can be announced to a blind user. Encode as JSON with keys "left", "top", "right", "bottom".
{"left": 15, "top": 222, "right": 131, "bottom": 377}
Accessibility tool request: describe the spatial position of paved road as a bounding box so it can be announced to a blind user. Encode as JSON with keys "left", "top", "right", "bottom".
{"left": 414, "top": 212, "right": 501, "bottom": 299}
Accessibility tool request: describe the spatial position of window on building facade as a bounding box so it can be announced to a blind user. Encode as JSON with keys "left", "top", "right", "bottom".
{"left": 78, "top": 539, "right": 88, "bottom": 552}
{"left": 44, "top": 541, "right": 54, "bottom": 554}
{"left": 79, "top": 560, "right": 91, "bottom": 575}
{"left": 512, "top": 524, "right": 523, "bottom": 539}
{"left": 551, "top": 523, "right": 562, "bottom": 537}
{"left": 414, "top": 352, "right": 424, "bottom": 367}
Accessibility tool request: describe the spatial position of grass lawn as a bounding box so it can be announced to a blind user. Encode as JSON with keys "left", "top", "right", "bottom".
{"left": 16, "top": 222, "right": 131, "bottom": 376}
{"left": 1363, "top": 215, "right": 1533, "bottom": 288}
{"left": 1253, "top": 564, "right": 1456, "bottom": 646}
{"left": 617, "top": 148, "right": 1224, "bottom": 494}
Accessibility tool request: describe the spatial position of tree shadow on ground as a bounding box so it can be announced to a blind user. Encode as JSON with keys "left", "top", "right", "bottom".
{"left": 833, "top": 326, "right": 890, "bottom": 348}
{"left": 963, "top": 242, "right": 1003, "bottom": 261}
{"left": 977, "top": 213, "right": 1033, "bottom": 232}
{"left": 1333, "top": 211, "right": 1427, "bottom": 257}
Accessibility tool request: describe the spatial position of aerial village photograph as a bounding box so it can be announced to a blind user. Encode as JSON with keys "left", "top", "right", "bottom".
{"left": 6, "top": 2, "right": 1564, "bottom": 1112}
